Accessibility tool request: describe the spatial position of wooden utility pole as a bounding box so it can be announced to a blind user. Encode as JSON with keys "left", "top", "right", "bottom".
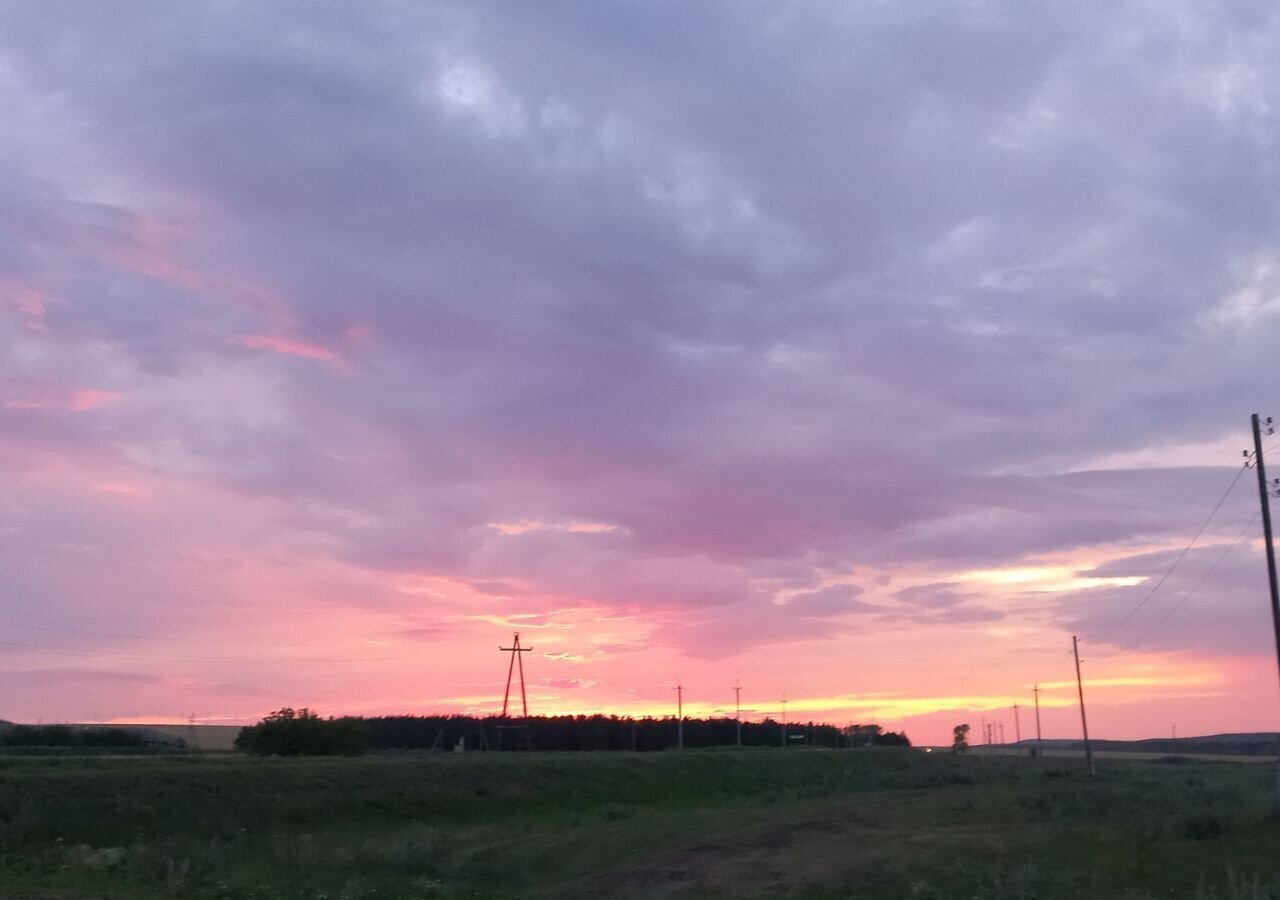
{"left": 1033, "top": 685, "right": 1043, "bottom": 757}
{"left": 1249, "top": 413, "right": 1280, "bottom": 795}
{"left": 1013, "top": 703, "right": 1021, "bottom": 745}
{"left": 676, "top": 683, "right": 684, "bottom": 751}
{"left": 734, "top": 680, "right": 742, "bottom": 747}
{"left": 1073, "top": 635, "right": 1095, "bottom": 776}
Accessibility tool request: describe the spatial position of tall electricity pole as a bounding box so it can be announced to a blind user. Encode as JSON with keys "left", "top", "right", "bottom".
{"left": 499, "top": 632, "right": 533, "bottom": 750}
{"left": 1033, "top": 685, "right": 1043, "bottom": 757}
{"left": 1013, "top": 703, "right": 1021, "bottom": 744}
{"left": 1252, "top": 416, "right": 1280, "bottom": 657}
{"left": 1250, "top": 413, "right": 1280, "bottom": 795}
{"left": 1073, "top": 635, "right": 1095, "bottom": 776}
{"left": 676, "top": 683, "right": 684, "bottom": 751}
{"left": 734, "top": 680, "right": 742, "bottom": 747}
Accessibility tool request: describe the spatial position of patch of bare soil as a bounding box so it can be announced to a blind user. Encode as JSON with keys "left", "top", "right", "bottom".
{"left": 561, "top": 800, "right": 890, "bottom": 899}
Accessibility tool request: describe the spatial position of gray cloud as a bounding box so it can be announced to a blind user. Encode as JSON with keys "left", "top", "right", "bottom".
{"left": 2, "top": 0, "right": 1279, "bottom": 659}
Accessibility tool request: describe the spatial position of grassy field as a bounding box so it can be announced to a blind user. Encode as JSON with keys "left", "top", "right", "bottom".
{"left": 2, "top": 749, "right": 1279, "bottom": 900}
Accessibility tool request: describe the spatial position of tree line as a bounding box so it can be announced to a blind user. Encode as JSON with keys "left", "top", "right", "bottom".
{"left": 233, "top": 709, "right": 912, "bottom": 756}
{"left": 0, "top": 724, "right": 148, "bottom": 748}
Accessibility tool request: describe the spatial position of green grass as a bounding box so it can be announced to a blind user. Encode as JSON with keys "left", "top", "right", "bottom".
{"left": 1, "top": 749, "right": 1278, "bottom": 899}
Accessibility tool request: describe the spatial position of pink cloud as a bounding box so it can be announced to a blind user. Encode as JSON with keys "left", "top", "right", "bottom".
{"left": 1, "top": 283, "right": 50, "bottom": 332}
{"left": 101, "top": 244, "right": 208, "bottom": 293}
{"left": 69, "top": 389, "right": 120, "bottom": 410}
{"left": 542, "top": 678, "right": 597, "bottom": 690}
{"left": 94, "top": 482, "right": 147, "bottom": 496}
{"left": 87, "top": 211, "right": 296, "bottom": 325}
{"left": 343, "top": 322, "right": 375, "bottom": 342}
{"left": 239, "top": 333, "right": 349, "bottom": 369}
{"left": 2, "top": 382, "right": 120, "bottom": 411}
{"left": 89, "top": 211, "right": 208, "bottom": 294}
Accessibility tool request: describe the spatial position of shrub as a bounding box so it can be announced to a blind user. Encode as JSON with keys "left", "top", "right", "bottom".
{"left": 234, "top": 708, "right": 368, "bottom": 756}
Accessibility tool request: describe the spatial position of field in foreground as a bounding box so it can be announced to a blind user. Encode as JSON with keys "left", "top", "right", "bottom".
{"left": 2, "top": 749, "right": 1279, "bottom": 900}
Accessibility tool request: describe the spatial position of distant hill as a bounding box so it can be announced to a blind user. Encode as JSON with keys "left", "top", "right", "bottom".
{"left": 97, "top": 724, "right": 241, "bottom": 751}
{"left": 1016, "top": 733, "right": 1279, "bottom": 757}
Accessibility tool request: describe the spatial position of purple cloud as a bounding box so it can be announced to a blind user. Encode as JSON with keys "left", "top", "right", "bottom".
{"left": 2, "top": 0, "right": 1280, "bottom": 726}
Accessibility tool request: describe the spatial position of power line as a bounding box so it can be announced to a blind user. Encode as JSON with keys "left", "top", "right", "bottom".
{"left": 1123, "top": 513, "right": 1258, "bottom": 651}
{"left": 0, "top": 639, "right": 416, "bottom": 664}
{"left": 1108, "top": 464, "right": 1248, "bottom": 634}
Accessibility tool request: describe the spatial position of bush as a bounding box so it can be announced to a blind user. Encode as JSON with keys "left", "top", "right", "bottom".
{"left": 235, "top": 708, "right": 368, "bottom": 756}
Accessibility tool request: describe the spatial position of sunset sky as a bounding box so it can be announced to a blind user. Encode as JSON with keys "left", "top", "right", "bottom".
{"left": 2, "top": 1, "right": 1279, "bottom": 746}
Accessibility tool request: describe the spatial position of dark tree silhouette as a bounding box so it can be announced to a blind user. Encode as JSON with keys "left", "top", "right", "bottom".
{"left": 238, "top": 713, "right": 912, "bottom": 753}
{"left": 0, "top": 725, "right": 147, "bottom": 748}
{"left": 235, "top": 708, "right": 368, "bottom": 756}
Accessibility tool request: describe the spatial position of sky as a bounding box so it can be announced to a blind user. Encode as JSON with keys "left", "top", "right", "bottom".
{"left": 2, "top": 1, "right": 1279, "bottom": 746}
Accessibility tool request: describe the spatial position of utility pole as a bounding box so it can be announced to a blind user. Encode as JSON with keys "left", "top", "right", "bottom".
{"left": 734, "top": 680, "right": 742, "bottom": 747}
{"left": 676, "top": 683, "right": 684, "bottom": 751}
{"left": 1072, "top": 635, "right": 1095, "bottom": 776}
{"left": 1033, "top": 685, "right": 1043, "bottom": 757}
{"left": 781, "top": 695, "right": 788, "bottom": 747}
{"left": 1249, "top": 413, "right": 1280, "bottom": 796}
{"left": 1013, "top": 703, "right": 1021, "bottom": 745}
{"left": 998, "top": 722, "right": 1005, "bottom": 746}
{"left": 499, "top": 632, "right": 533, "bottom": 750}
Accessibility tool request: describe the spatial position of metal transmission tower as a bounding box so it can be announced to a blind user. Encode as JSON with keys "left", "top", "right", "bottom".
{"left": 498, "top": 632, "right": 532, "bottom": 750}
{"left": 1247, "top": 413, "right": 1280, "bottom": 796}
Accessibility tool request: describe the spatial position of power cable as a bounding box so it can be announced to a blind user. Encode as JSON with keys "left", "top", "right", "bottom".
{"left": 1107, "top": 464, "right": 1247, "bottom": 634}
{"left": 1123, "top": 513, "right": 1258, "bottom": 651}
